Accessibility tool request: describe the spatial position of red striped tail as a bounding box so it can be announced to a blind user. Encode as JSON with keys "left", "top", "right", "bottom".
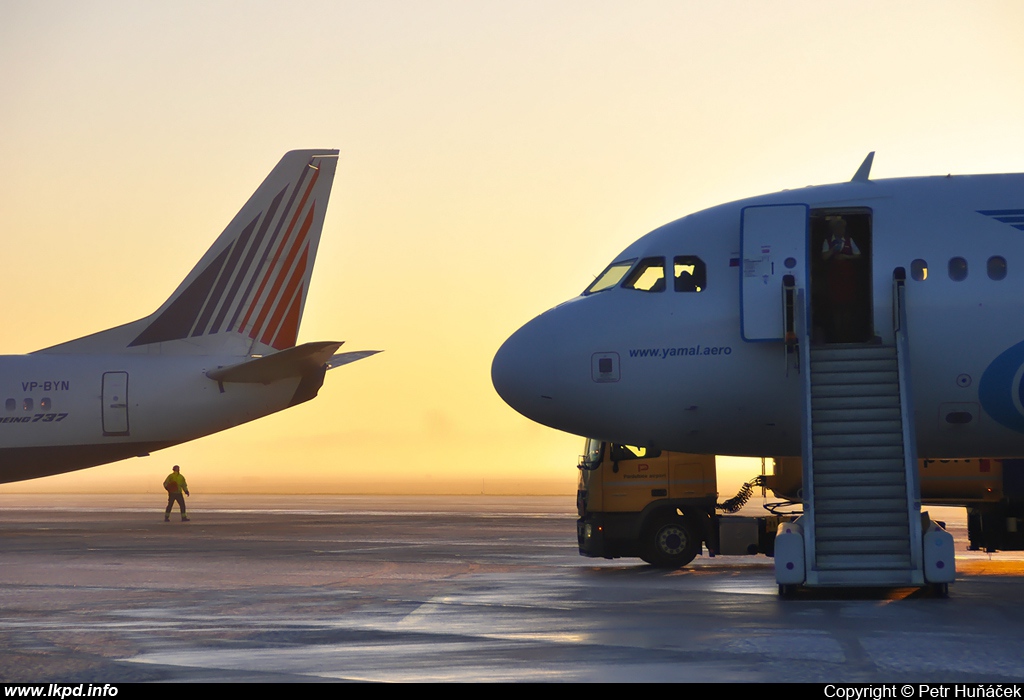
{"left": 125, "top": 149, "right": 339, "bottom": 354}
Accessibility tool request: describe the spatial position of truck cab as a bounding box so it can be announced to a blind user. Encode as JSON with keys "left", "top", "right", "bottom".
{"left": 576, "top": 439, "right": 778, "bottom": 567}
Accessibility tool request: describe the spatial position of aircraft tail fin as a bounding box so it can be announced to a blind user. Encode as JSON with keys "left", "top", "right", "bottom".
{"left": 39, "top": 149, "right": 339, "bottom": 356}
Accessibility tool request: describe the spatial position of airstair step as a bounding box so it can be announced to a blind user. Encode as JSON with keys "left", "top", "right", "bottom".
{"left": 811, "top": 371, "right": 899, "bottom": 385}
{"left": 814, "top": 484, "right": 907, "bottom": 500}
{"left": 812, "top": 497, "right": 908, "bottom": 513}
{"left": 814, "top": 445, "right": 905, "bottom": 460}
{"left": 813, "top": 433, "right": 904, "bottom": 448}
{"left": 811, "top": 519, "right": 909, "bottom": 536}
{"left": 811, "top": 395, "right": 901, "bottom": 410}
{"left": 813, "top": 458, "right": 906, "bottom": 473}
{"left": 814, "top": 471, "right": 906, "bottom": 486}
{"left": 813, "top": 407, "right": 902, "bottom": 423}
{"left": 811, "top": 383, "right": 899, "bottom": 398}
{"left": 815, "top": 524, "right": 909, "bottom": 540}
{"left": 810, "top": 345, "right": 896, "bottom": 362}
{"left": 814, "top": 511, "right": 909, "bottom": 527}
{"left": 811, "top": 359, "right": 897, "bottom": 374}
{"left": 812, "top": 420, "right": 903, "bottom": 435}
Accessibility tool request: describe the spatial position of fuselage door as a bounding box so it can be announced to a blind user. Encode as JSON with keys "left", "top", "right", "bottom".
{"left": 102, "top": 371, "right": 130, "bottom": 436}
{"left": 740, "top": 204, "right": 809, "bottom": 341}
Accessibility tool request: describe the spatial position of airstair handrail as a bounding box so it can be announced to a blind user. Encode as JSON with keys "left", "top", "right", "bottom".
{"left": 893, "top": 268, "right": 924, "bottom": 574}
{"left": 794, "top": 286, "right": 817, "bottom": 568}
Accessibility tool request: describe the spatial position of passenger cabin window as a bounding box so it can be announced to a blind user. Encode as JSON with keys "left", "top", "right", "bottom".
{"left": 584, "top": 259, "right": 635, "bottom": 295}
{"left": 988, "top": 256, "right": 1007, "bottom": 280}
{"left": 22, "top": 398, "right": 32, "bottom": 411}
{"left": 911, "top": 259, "right": 928, "bottom": 281}
{"left": 674, "top": 256, "right": 706, "bottom": 292}
{"left": 949, "top": 257, "right": 968, "bottom": 281}
{"left": 40, "top": 398, "right": 51, "bottom": 411}
{"left": 622, "top": 257, "right": 666, "bottom": 292}
{"left": 5, "top": 399, "right": 14, "bottom": 411}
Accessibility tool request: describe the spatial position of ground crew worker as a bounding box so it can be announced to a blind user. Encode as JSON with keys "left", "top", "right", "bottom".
{"left": 163, "top": 465, "right": 190, "bottom": 522}
{"left": 820, "top": 217, "right": 863, "bottom": 343}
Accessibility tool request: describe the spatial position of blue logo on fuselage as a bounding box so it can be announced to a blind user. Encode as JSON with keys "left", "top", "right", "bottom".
{"left": 979, "top": 339, "right": 1024, "bottom": 433}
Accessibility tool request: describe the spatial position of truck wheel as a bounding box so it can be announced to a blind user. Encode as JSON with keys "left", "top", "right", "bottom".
{"left": 641, "top": 515, "right": 699, "bottom": 568}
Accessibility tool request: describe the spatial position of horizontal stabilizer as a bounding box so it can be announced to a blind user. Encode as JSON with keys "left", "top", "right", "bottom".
{"left": 206, "top": 341, "right": 343, "bottom": 384}
{"left": 326, "top": 350, "right": 381, "bottom": 369}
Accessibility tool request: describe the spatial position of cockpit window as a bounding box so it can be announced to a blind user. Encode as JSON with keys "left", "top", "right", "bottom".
{"left": 584, "top": 259, "right": 635, "bottom": 295}
{"left": 622, "top": 257, "right": 667, "bottom": 292}
{"left": 674, "top": 256, "right": 706, "bottom": 292}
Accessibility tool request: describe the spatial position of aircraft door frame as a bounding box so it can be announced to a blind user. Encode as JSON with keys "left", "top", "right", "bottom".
{"left": 740, "top": 204, "right": 809, "bottom": 342}
{"left": 808, "top": 208, "right": 874, "bottom": 344}
{"left": 101, "top": 371, "right": 130, "bottom": 436}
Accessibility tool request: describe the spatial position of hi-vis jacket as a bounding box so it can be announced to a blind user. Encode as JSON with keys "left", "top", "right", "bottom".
{"left": 164, "top": 472, "right": 188, "bottom": 494}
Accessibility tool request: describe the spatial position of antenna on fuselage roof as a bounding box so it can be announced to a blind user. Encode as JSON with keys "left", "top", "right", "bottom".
{"left": 851, "top": 151, "right": 875, "bottom": 183}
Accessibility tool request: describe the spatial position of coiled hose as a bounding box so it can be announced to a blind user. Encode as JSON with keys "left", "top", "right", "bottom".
{"left": 716, "top": 475, "right": 766, "bottom": 513}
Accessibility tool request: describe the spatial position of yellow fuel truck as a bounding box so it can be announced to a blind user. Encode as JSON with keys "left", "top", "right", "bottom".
{"left": 576, "top": 438, "right": 1021, "bottom": 567}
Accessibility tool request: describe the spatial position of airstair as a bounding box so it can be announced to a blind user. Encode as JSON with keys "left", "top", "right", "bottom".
{"left": 775, "top": 270, "right": 955, "bottom": 591}
{"left": 806, "top": 343, "right": 919, "bottom": 585}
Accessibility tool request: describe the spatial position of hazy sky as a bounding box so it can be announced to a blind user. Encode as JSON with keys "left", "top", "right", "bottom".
{"left": 1, "top": 1, "right": 1023, "bottom": 495}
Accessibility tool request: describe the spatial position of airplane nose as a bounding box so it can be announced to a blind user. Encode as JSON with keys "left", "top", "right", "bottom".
{"left": 491, "top": 315, "right": 560, "bottom": 421}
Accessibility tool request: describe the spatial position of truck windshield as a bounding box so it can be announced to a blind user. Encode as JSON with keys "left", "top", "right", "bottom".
{"left": 579, "top": 438, "right": 603, "bottom": 470}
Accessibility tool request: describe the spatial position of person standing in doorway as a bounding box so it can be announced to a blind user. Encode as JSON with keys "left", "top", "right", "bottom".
{"left": 821, "top": 217, "right": 863, "bottom": 343}
{"left": 163, "top": 465, "right": 190, "bottom": 522}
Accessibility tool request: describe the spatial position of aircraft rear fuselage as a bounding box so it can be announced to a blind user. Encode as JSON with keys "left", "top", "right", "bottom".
{"left": 0, "top": 353, "right": 314, "bottom": 482}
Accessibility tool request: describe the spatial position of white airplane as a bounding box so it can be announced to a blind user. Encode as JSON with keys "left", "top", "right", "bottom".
{"left": 492, "top": 153, "right": 1024, "bottom": 589}
{"left": 1, "top": 149, "right": 377, "bottom": 484}
{"left": 493, "top": 153, "right": 1024, "bottom": 461}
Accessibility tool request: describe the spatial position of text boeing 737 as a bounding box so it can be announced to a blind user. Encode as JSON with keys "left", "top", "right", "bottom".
{"left": 1, "top": 149, "right": 377, "bottom": 484}
{"left": 492, "top": 153, "right": 1024, "bottom": 461}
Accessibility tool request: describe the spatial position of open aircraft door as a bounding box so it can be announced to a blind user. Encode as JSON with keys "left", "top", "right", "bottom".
{"left": 102, "top": 371, "right": 130, "bottom": 436}
{"left": 740, "top": 204, "right": 809, "bottom": 342}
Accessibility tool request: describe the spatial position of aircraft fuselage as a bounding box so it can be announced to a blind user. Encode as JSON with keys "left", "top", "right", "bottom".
{"left": 0, "top": 353, "right": 316, "bottom": 482}
{"left": 493, "top": 172, "right": 1024, "bottom": 459}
